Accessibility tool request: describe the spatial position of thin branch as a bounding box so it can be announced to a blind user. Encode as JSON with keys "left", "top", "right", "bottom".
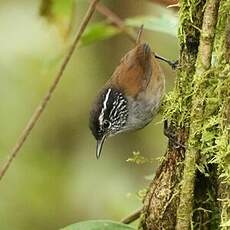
{"left": 121, "top": 207, "right": 142, "bottom": 224}
{"left": 94, "top": 2, "right": 177, "bottom": 68}
{"left": 94, "top": 1, "right": 136, "bottom": 43}
{"left": 0, "top": 0, "right": 100, "bottom": 181}
{"left": 167, "top": 3, "right": 180, "bottom": 8}
{"left": 95, "top": 2, "right": 124, "bottom": 28}
{"left": 148, "top": 0, "right": 178, "bottom": 7}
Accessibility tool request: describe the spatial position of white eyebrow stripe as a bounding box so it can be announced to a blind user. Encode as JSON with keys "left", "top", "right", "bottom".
{"left": 99, "top": 88, "right": 111, "bottom": 126}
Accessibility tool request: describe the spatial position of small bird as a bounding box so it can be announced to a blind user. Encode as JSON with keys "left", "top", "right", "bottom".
{"left": 89, "top": 39, "right": 167, "bottom": 158}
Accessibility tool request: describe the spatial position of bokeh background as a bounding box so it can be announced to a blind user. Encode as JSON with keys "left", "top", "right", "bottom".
{"left": 0, "top": 0, "right": 179, "bottom": 229}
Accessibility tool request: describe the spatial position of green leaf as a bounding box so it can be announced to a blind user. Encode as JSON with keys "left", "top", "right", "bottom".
{"left": 62, "top": 220, "right": 136, "bottom": 230}
{"left": 81, "top": 22, "right": 120, "bottom": 46}
{"left": 125, "top": 15, "right": 178, "bottom": 37}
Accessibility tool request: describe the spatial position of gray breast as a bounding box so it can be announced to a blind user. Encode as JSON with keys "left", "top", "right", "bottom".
{"left": 124, "top": 88, "right": 163, "bottom": 131}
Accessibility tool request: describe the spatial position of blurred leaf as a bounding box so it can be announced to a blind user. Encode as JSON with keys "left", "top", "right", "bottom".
{"left": 125, "top": 15, "right": 178, "bottom": 37}
{"left": 81, "top": 22, "right": 120, "bottom": 46}
{"left": 40, "top": 0, "right": 75, "bottom": 39}
{"left": 62, "top": 220, "right": 136, "bottom": 230}
{"left": 40, "top": 0, "right": 53, "bottom": 18}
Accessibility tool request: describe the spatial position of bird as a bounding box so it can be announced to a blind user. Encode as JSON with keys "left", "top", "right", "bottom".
{"left": 89, "top": 29, "right": 175, "bottom": 159}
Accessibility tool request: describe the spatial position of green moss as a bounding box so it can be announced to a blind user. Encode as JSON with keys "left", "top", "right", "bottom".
{"left": 162, "top": 0, "right": 230, "bottom": 228}
{"left": 214, "top": 0, "right": 230, "bottom": 63}
{"left": 143, "top": 0, "right": 229, "bottom": 228}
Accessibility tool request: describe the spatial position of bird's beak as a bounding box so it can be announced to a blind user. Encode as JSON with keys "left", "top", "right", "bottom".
{"left": 96, "top": 135, "right": 107, "bottom": 159}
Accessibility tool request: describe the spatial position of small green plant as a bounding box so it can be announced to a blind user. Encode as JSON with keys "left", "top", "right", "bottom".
{"left": 126, "top": 151, "right": 157, "bottom": 164}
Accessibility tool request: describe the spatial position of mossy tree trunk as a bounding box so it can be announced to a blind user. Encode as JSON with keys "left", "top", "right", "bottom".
{"left": 140, "top": 0, "right": 230, "bottom": 229}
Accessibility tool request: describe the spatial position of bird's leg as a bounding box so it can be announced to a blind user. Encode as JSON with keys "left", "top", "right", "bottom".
{"left": 164, "top": 120, "right": 186, "bottom": 149}
{"left": 135, "top": 25, "right": 178, "bottom": 69}
{"left": 154, "top": 54, "right": 179, "bottom": 70}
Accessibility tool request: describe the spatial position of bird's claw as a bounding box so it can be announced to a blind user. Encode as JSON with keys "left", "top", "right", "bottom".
{"left": 163, "top": 120, "right": 186, "bottom": 149}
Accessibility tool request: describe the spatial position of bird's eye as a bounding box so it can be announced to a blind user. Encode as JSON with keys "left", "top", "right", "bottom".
{"left": 102, "top": 120, "right": 111, "bottom": 129}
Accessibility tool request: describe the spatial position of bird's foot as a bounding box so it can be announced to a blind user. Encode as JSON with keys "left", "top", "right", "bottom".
{"left": 154, "top": 54, "right": 180, "bottom": 70}
{"left": 164, "top": 120, "right": 186, "bottom": 149}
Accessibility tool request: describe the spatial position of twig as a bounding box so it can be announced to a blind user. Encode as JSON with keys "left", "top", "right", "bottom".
{"left": 167, "top": 3, "right": 180, "bottom": 8}
{"left": 148, "top": 0, "right": 178, "bottom": 7}
{"left": 95, "top": 2, "right": 124, "bottom": 28}
{"left": 121, "top": 207, "right": 142, "bottom": 224}
{"left": 94, "top": 1, "right": 136, "bottom": 43}
{"left": 94, "top": 1, "right": 177, "bottom": 69}
{"left": 0, "top": 0, "right": 100, "bottom": 181}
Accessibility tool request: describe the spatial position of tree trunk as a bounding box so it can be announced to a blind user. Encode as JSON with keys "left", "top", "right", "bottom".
{"left": 140, "top": 0, "right": 230, "bottom": 229}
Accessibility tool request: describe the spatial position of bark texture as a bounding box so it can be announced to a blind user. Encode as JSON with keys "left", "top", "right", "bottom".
{"left": 140, "top": 0, "right": 230, "bottom": 229}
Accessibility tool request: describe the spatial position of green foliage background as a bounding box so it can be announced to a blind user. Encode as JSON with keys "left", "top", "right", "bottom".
{"left": 0, "top": 0, "right": 178, "bottom": 229}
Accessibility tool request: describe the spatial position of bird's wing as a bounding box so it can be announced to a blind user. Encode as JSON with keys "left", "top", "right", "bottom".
{"left": 110, "top": 43, "right": 154, "bottom": 97}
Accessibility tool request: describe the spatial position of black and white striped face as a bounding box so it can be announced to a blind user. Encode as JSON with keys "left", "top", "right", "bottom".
{"left": 90, "top": 87, "right": 128, "bottom": 141}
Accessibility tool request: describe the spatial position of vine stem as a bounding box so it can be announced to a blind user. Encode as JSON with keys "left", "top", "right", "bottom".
{"left": 121, "top": 207, "right": 142, "bottom": 224}
{"left": 0, "top": 0, "right": 100, "bottom": 181}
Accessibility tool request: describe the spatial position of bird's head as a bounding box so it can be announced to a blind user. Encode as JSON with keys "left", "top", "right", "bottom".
{"left": 89, "top": 87, "right": 128, "bottom": 158}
